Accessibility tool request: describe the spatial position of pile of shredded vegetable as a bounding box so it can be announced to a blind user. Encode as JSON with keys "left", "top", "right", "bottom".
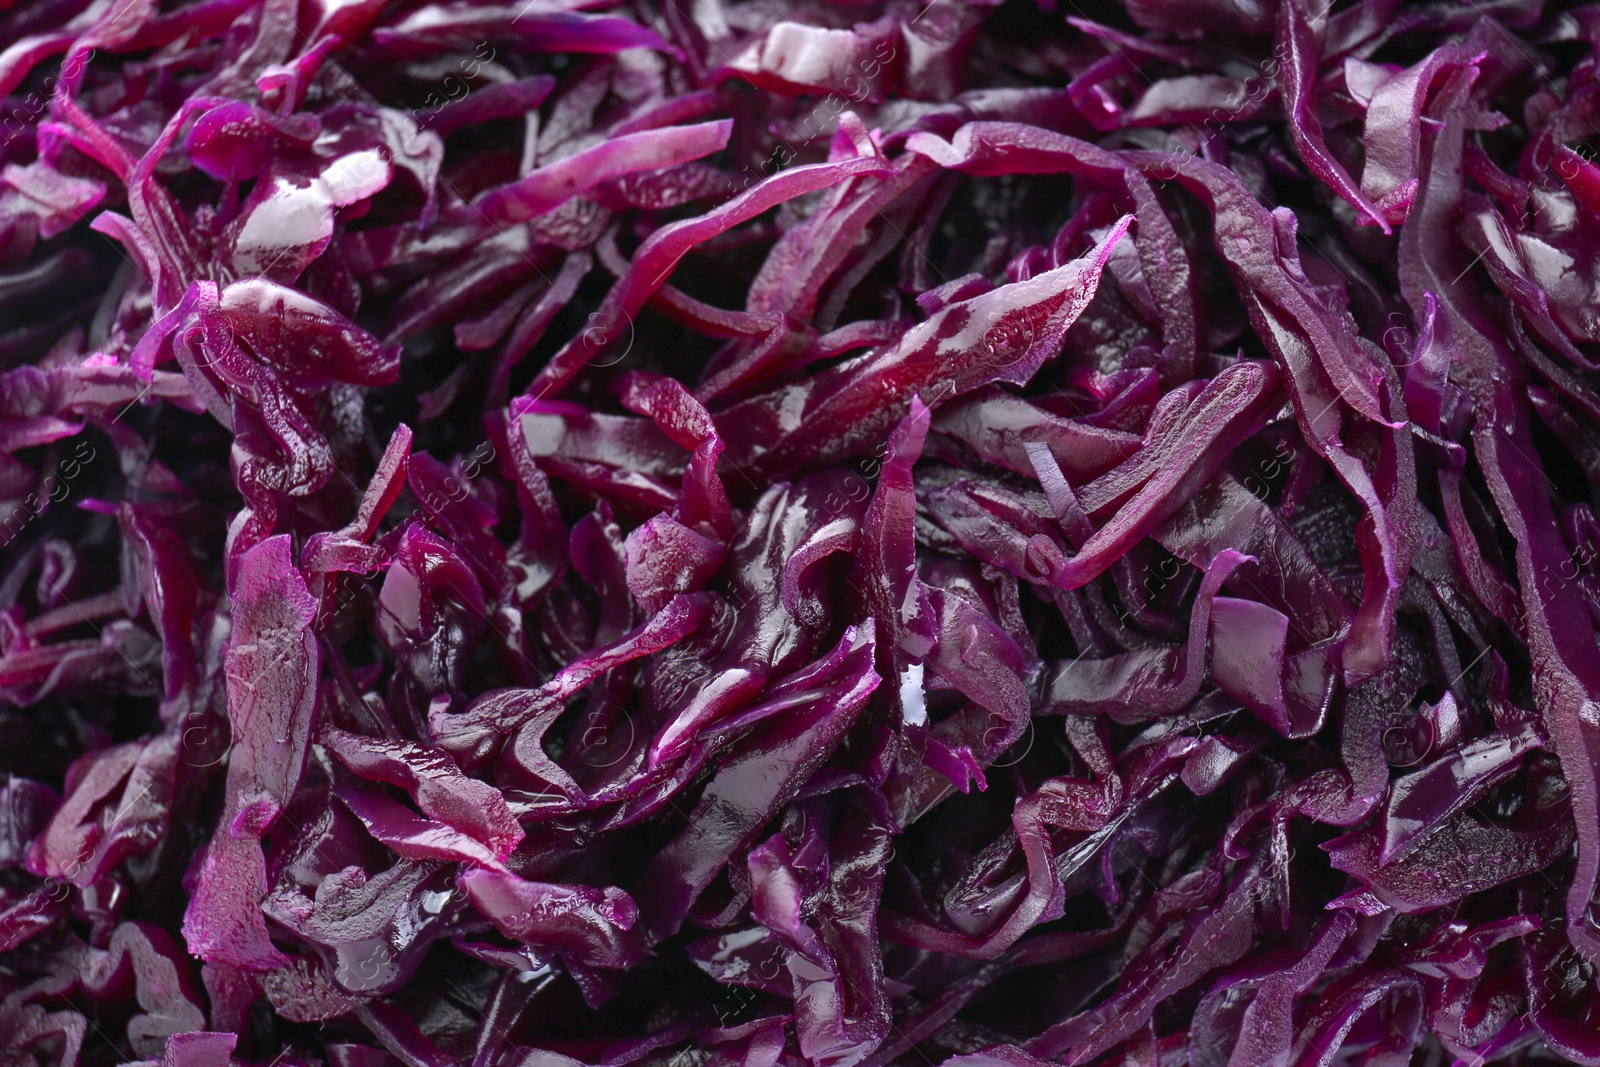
{"left": 2, "top": 0, "right": 1600, "bottom": 1063}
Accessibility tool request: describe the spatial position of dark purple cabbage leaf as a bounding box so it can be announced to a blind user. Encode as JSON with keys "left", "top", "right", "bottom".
{"left": 1, "top": 0, "right": 1599, "bottom": 1064}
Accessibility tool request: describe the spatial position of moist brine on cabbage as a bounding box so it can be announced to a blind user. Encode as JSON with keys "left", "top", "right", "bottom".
{"left": 0, "top": 0, "right": 1597, "bottom": 1064}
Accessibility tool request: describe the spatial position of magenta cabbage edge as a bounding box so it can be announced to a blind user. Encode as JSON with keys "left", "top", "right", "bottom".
{"left": 2, "top": 0, "right": 1600, "bottom": 1064}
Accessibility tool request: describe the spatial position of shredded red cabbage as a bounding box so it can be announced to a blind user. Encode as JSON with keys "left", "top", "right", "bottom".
{"left": 2, "top": 0, "right": 1599, "bottom": 1063}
